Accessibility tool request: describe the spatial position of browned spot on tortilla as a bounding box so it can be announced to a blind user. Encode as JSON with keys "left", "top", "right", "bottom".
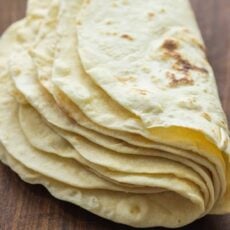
{"left": 85, "top": 0, "right": 91, "bottom": 4}
{"left": 173, "top": 57, "right": 209, "bottom": 74}
{"left": 76, "top": 20, "right": 82, "bottom": 26}
{"left": 198, "top": 43, "right": 206, "bottom": 52}
{"left": 167, "top": 72, "right": 194, "bottom": 87}
{"left": 162, "top": 38, "right": 208, "bottom": 75}
{"left": 105, "top": 20, "right": 113, "bottom": 25}
{"left": 164, "top": 51, "right": 209, "bottom": 74}
{"left": 117, "top": 76, "right": 136, "bottom": 83}
{"left": 202, "top": 112, "right": 212, "bottom": 122}
{"left": 137, "top": 89, "right": 148, "bottom": 95}
{"left": 162, "top": 39, "right": 178, "bottom": 52}
{"left": 121, "top": 34, "right": 134, "bottom": 41}
{"left": 148, "top": 12, "right": 155, "bottom": 20}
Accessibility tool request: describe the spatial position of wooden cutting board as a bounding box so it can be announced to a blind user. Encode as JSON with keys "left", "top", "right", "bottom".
{"left": 0, "top": 0, "right": 229, "bottom": 229}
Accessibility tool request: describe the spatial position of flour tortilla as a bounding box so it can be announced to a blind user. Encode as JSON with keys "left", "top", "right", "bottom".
{"left": 19, "top": 103, "right": 214, "bottom": 205}
{"left": 0, "top": 24, "right": 205, "bottom": 229}
{"left": 5, "top": 24, "right": 226, "bottom": 227}
{"left": 10, "top": 1, "right": 157, "bottom": 152}
{"left": 5, "top": 38, "right": 228, "bottom": 203}
{"left": 1, "top": 7, "right": 196, "bottom": 195}
{"left": 52, "top": 0, "right": 148, "bottom": 135}
{"left": 13, "top": 0, "right": 226, "bottom": 189}
{"left": 77, "top": 0, "right": 229, "bottom": 155}
{"left": 0, "top": 0, "right": 230, "bottom": 228}
{"left": 9, "top": 27, "right": 220, "bottom": 213}
{"left": 76, "top": 0, "right": 230, "bottom": 215}
{"left": 0, "top": 142, "right": 205, "bottom": 228}
{"left": 29, "top": 0, "right": 227, "bottom": 198}
{"left": 0, "top": 2, "right": 117, "bottom": 191}
{"left": 27, "top": 0, "right": 163, "bottom": 149}
{"left": 10, "top": 47, "right": 159, "bottom": 154}
{"left": 3, "top": 71, "right": 174, "bottom": 194}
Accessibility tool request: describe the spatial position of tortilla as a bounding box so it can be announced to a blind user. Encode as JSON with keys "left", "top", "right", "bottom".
{"left": 0, "top": 36, "right": 205, "bottom": 228}
{"left": 0, "top": 142, "right": 205, "bottom": 228}
{"left": 27, "top": 0, "right": 164, "bottom": 149}
{"left": 0, "top": 0, "right": 230, "bottom": 228}
{"left": 77, "top": 0, "right": 229, "bottom": 152}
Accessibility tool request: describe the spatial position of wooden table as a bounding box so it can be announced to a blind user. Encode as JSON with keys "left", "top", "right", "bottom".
{"left": 0, "top": 0, "right": 229, "bottom": 229}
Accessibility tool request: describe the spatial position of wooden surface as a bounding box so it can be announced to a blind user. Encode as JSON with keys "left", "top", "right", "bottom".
{"left": 0, "top": 0, "right": 229, "bottom": 229}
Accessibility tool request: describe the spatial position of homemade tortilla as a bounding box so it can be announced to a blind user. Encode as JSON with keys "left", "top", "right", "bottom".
{"left": 0, "top": 0, "right": 230, "bottom": 228}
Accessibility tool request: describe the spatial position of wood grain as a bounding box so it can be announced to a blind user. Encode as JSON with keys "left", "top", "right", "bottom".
{"left": 0, "top": 0, "right": 230, "bottom": 229}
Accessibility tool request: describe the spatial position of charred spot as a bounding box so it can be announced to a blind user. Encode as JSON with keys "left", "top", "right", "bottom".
{"left": 162, "top": 39, "right": 208, "bottom": 75}
{"left": 162, "top": 39, "right": 178, "bottom": 52}
{"left": 121, "top": 34, "right": 134, "bottom": 41}
{"left": 202, "top": 112, "right": 212, "bottom": 121}
{"left": 148, "top": 12, "right": 155, "bottom": 20}
{"left": 191, "top": 64, "right": 208, "bottom": 74}
{"left": 167, "top": 72, "right": 194, "bottom": 88}
{"left": 174, "top": 58, "right": 193, "bottom": 73}
{"left": 174, "top": 58, "right": 208, "bottom": 74}
{"left": 167, "top": 52, "right": 208, "bottom": 74}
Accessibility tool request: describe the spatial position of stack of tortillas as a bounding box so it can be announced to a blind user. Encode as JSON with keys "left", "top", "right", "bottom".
{"left": 0, "top": 0, "right": 230, "bottom": 228}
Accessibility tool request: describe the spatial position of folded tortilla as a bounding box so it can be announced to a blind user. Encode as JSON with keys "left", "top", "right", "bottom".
{"left": 0, "top": 0, "right": 230, "bottom": 228}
